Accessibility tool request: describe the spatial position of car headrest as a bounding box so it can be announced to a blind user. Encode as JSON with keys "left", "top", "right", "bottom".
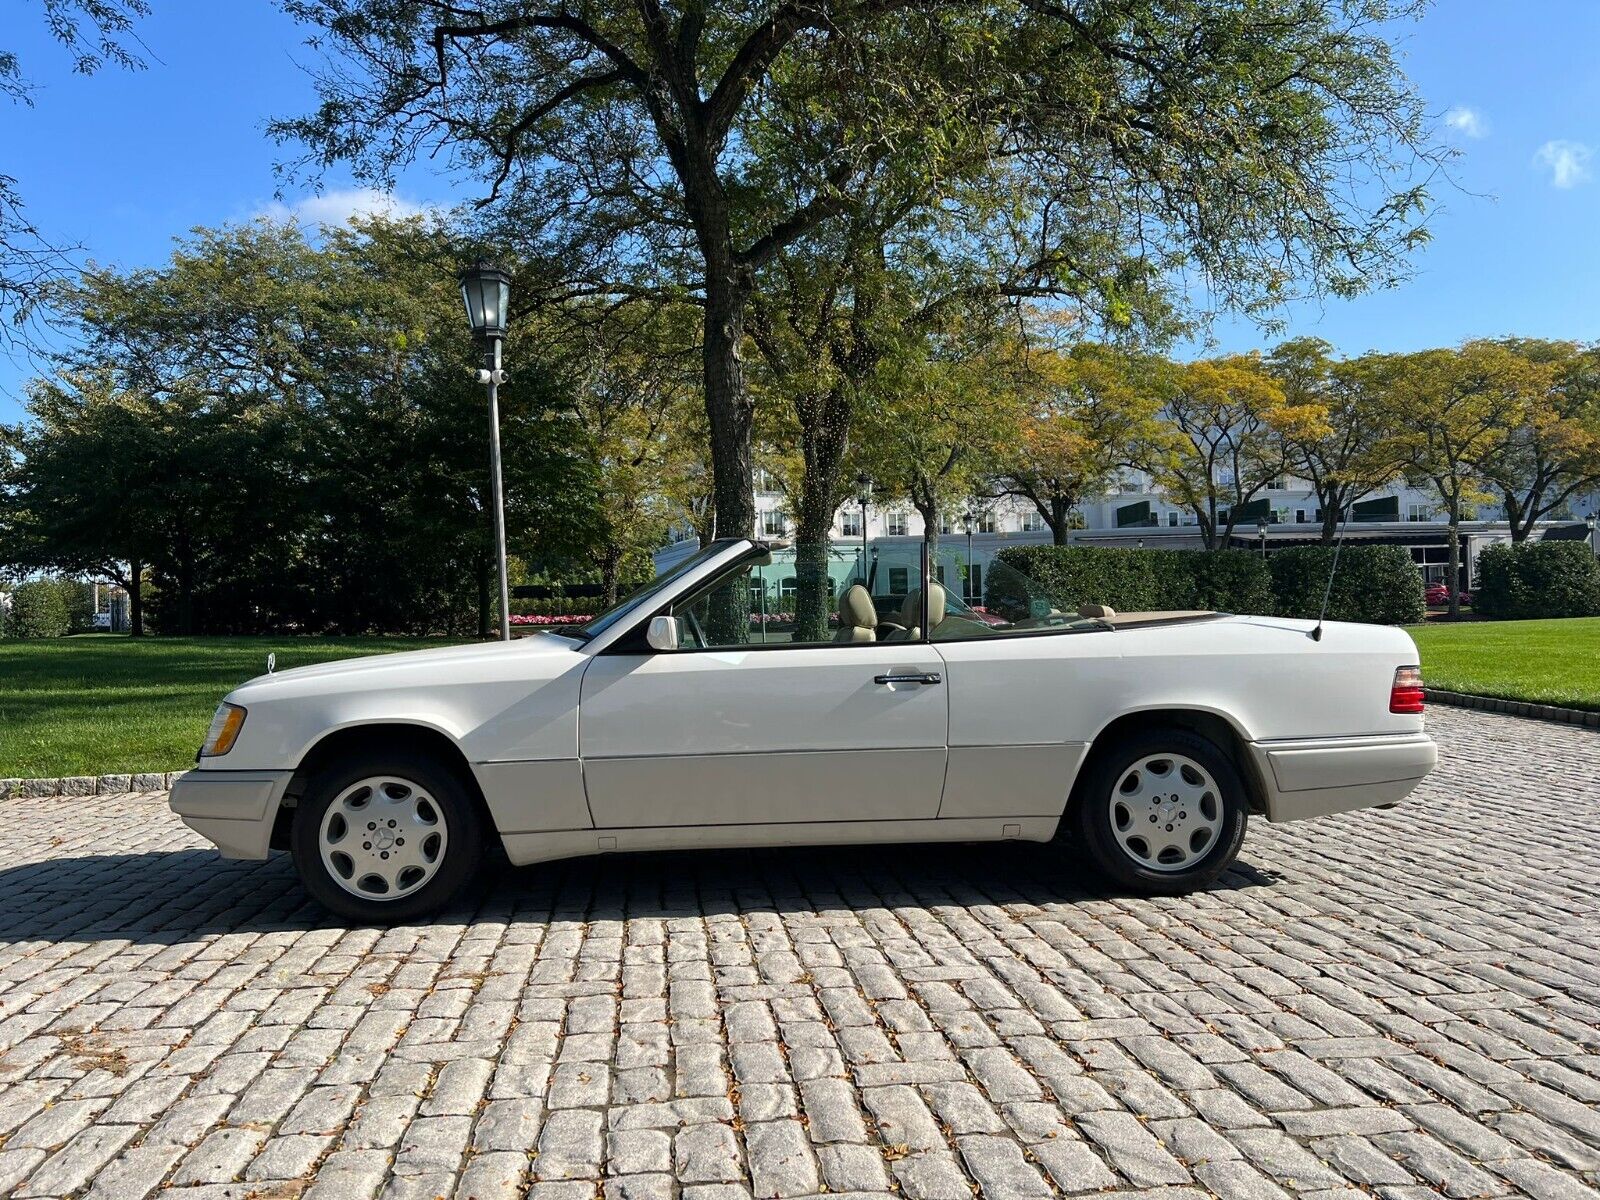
{"left": 899, "top": 583, "right": 947, "bottom": 630}
{"left": 1078, "top": 603, "right": 1116, "bottom": 619}
{"left": 838, "top": 584, "right": 877, "bottom": 630}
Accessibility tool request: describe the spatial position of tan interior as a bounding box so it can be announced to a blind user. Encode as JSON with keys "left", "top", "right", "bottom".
{"left": 833, "top": 584, "right": 878, "bottom": 643}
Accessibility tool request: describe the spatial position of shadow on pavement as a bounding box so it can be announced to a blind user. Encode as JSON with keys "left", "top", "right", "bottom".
{"left": 0, "top": 839, "right": 1281, "bottom": 945}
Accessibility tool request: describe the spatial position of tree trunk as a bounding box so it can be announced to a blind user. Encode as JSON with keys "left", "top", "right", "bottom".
{"left": 128, "top": 557, "right": 144, "bottom": 637}
{"left": 790, "top": 385, "right": 851, "bottom": 643}
{"left": 176, "top": 540, "right": 195, "bottom": 636}
{"left": 701, "top": 271, "right": 755, "bottom": 644}
{"left": 1446, "top": 492, "right": 1462, "bottom": 618}
{"left": 599, "top": 547, "right": 622, "bottom": 609}
{"left": 1048, "top": 495, "right": 1073, "bottom": 545}
{"left": 792, "top": 485, "right": 837, "bottom": 644}
{"left": 1319, "top": 488, "right": 1342, "bottom": 543}
{"left": 1504, "top": 491, "right": 1531, "bottom": 542}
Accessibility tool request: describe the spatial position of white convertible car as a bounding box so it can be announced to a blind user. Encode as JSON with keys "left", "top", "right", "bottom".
{"left": 171, "top": 538, "right": 1437, "bottom": 920}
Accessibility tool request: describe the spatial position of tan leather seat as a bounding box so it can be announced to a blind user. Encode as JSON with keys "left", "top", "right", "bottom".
{"left": 1078, "top": 603, "right": 1116, "bottom": 619}
{"left": 832, "top": 584, "right": 877, "bottom": 643}
{"left": 885, "top": 583, "right": 946, "bottom": 640}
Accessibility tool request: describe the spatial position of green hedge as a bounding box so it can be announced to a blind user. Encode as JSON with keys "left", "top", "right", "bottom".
{"left": 989, "top": 546, "right": 1272, "bottom": 618}
{"left": 1268, "top": 544, "right": 1425, "bottom": 626}
{"left": 6, "top": 579, "right": 71, "bottom": 638}
{"left": 509, "top": 596, "right": 595, "bottom": 618}
{"left": 990, "top": 543, "right": 1423, "bottom": 625}
{"left": 1473, "top": 541, "right": 1600, "bottom": 619}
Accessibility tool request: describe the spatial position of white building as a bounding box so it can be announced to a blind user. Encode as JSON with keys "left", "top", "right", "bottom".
{"left": 657, "top": 469, "right": 1600, "bottom": 596}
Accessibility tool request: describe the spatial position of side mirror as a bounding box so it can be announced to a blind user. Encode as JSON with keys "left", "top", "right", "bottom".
{"left": 645, "top": 614, "right": 680, "bottom": 652}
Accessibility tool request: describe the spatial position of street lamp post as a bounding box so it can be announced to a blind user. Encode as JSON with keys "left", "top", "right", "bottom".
{"left": 1257, "top": 520, "right": 1269, "bottom": 560}
{"left": 460, "top": 260, "right": 514, "bottom": 642}
{"left": 855, "top": 472, "right": 872, "bottom": 585}
{"left": 963, "top": 507, "right": 977, "bottom": 602}
{"left": 1588, "top": 514, "right": 1597, "bottom": 558}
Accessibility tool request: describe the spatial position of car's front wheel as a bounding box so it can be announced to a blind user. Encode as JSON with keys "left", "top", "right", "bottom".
{"left": 1074, "top": 728, "right": 1249, "bottom": 895}
{"left": 291, "top": 751, "right": 485, "bottom": 922}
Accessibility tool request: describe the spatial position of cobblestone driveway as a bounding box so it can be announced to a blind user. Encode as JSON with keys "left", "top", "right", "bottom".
{"left": 0, "top": 706, "right": 1597, "bottom": 1200}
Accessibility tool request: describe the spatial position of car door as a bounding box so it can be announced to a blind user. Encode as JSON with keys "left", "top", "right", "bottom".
{"left": 578, "top": 553, "right": 948, "bottom": 829}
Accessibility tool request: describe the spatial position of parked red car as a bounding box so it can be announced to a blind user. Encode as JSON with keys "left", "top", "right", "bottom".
{"left": 1424, "top": 583, "right": 1471, "bottom": 607}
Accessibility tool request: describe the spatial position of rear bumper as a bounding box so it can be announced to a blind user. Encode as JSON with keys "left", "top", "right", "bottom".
{"left": 1249, "top": 731, "right": 1437, "bottom": 823}
{"left": 168, "top": 768, "right": 294, "bottom": 859}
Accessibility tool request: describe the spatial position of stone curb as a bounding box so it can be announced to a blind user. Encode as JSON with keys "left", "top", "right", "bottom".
{"left": 1426, "top": 689, "right": 1600, "bottom": 728}
{"left": 0, "top": 771, "right": 185, "bottom": 799}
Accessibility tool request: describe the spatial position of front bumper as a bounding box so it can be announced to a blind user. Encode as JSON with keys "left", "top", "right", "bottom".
{"left": 1249, "top": 731, "right": 1437, "bottom": 822}
{"left": 168, "top": 768, "right": 294, "bottom": 859}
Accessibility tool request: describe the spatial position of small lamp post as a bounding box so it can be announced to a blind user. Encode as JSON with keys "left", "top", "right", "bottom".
{"left": 963, "top": 507, "right": 977, "bottom": 601}
{"left": 1257, "top": 520, "right": 1269, "bottom": 560}
{"left": 460, "top": 259, "right": 514, "bottom": 641}
{"left": 854, "top": 472, "right": 872, "bottom": 584}
{"left": 1588, "top": 514, "right": 1596, "bottom": 558}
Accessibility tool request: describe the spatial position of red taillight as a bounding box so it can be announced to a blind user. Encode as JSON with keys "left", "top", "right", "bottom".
{"left": 1390, "top": 665, "right": 1425, "bottom": 714}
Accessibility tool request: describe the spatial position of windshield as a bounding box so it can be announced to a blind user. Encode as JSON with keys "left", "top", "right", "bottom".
{"left": 578, "top": 541, "right": 739, "bottom": 639}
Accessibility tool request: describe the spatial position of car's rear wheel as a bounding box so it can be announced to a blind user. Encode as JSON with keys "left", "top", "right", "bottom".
{"left": 1074, "top": 728, "right": 1248, "bottom": 895}
{"left": 291, "top": 750, "right": 485, "bottom": 922}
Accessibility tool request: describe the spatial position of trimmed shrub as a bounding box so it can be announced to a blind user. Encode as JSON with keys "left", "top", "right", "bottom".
{"left": 509, "top": 595, "right": 595, "bottom": 619}
{"left": 6, "top": 579, "right": 71, "bottom": 638}
{"left": 1473, "top": 541, "right": 1600, "bottom": 620}
{"left": 1269, "top": 544, "right": 1425, "bottom": 626}
{"left": 990, "top": 545, "right": 1272, "bottom": 617}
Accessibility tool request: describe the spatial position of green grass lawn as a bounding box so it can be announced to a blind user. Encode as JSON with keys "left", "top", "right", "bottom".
{"left": 0, "top": 634, "right": 470, "bottom": 778}
{"left": 1409, "top": 617, "right": 1600, "bottom": 711}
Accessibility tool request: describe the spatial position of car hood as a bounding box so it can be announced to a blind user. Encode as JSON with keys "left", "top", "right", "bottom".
{"left": 228, "top": 632, "right": 584, "bottom": 698}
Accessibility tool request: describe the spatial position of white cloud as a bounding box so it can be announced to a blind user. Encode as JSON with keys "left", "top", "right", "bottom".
{"left": 1533, "top": 140, "right": 1593, "bottom": 189}
{"left": 1443, "top": 106, "right": 1486, "bottom": 138}
{"left": 256, "top": 187, "right": 434, "bottom": 227}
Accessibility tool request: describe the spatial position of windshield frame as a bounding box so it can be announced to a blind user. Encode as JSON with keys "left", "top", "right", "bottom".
{"left": 577, "top": 540, "right": 748, "bottom": 641}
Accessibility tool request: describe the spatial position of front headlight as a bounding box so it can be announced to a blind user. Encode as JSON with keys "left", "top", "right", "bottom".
{"left": 200, "top": 703, "right": 247, "bottom": 757}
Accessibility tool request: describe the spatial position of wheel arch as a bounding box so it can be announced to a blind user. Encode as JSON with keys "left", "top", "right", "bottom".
{"left": 270, "top": 722, "right": 492, "bottom": 851}
{"left": 1065, "top": 707, "right": 1270, "bottom": 830}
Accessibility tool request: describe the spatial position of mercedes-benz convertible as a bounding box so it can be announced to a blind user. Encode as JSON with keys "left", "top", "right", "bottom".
{"left": 170, "top": 538, "right": 1437, "bottom": 920}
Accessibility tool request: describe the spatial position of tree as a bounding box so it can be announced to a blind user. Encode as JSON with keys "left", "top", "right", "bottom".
{"left": 275, "top": 0, "right": 1443, "bottom": 588}
{"left": 1472, "top": 339, "right": 1600, "bottom": 542}
{"left": 858, "top": 325, "right": 1025, "bottom": 572}
{"left": 1145, "top": 354, "right": 1322, "bottom": 549}
{"left": 0, "top": 373, "right": 163, "bottom": 634}
{"left": 3, "top": 2, "right": 150, "bottom": 345}
{"left": 1268, "top": 339, "right": 1409, "bottom": 542}
{"left": 996, "top": 343, "right": 1168, "bottom": 545}
{"left": 9, "top": 216, "right": 595, "bottom": 635}
{"left": 1390, "top": 342, "right": 1531, "bottom": 616}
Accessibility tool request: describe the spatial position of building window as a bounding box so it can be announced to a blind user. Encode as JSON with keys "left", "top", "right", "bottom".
{"left": 888, "top": 566, "right": 910, "bottom": 594}
{"left": 1295, "top": 509, "right": 1307, "bottom": 524}
{"left": 967, "top": 563, "right": 983, "bottom": 601}
{"left": 1020, "top": 511, "right": 1044, "bottom": 533}
{"left": 887, "top": 512, "right": 909, "bottom": 536}
{"left": 753, "top": 468, "right": 777, "bottom": 494}
{"left": 840, "top": 509, "right": 862, "bottom": 536}
{"left": 1407, "top": 502, "right": 1431, "bottom": 523}
{"left": 1168, "top": 511, "right": 1179, "bottom": 527}
{"left": 760, "top": 510, "right": 786, "bottom": 537}
{"left": 977, "top": 513, "right": 997, "bottom": 534}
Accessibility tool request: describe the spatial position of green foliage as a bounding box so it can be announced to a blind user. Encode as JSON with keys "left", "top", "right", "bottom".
{"left": 990, "top": 546, "right": 1271, "bottom": 618}
{"left": 1473, "top": 542, "right": 1600, "bottom": 620}
{"left": 6, "top": 578, "right": 69, "bottom": 638}
{"left": 2, "top": 218, "right": 599, "bottom": 636}
{"left": 1268, "top": 545, "right": 1425, "bottom": 626}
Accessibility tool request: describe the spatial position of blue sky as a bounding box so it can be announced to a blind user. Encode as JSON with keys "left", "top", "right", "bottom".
{"left": 2, "top": 1, "right": 1598, "bottom": 421}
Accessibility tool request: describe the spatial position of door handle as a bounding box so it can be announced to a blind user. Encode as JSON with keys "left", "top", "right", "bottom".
{"left": 874, "top": 672, "right": 942, "bottom": 686}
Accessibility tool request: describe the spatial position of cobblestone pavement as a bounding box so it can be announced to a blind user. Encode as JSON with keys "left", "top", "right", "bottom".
{"left": 1, "top": 706, "right": 1597, "bottom": 1200}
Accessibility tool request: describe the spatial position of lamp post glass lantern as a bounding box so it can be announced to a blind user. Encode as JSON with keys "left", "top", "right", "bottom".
{"left": 1257, "top": 520, "right": 1269, "bottom": 559}
{"left": 460, "top": 260, "right": 514, "bottom": 641}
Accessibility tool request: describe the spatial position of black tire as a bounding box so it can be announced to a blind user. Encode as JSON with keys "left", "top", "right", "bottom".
{"left": 291, "top": 749, "right": 486, "bottom": 922}
{"left": 1073, "top": 727, "right": 1248, "bottom": 896}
